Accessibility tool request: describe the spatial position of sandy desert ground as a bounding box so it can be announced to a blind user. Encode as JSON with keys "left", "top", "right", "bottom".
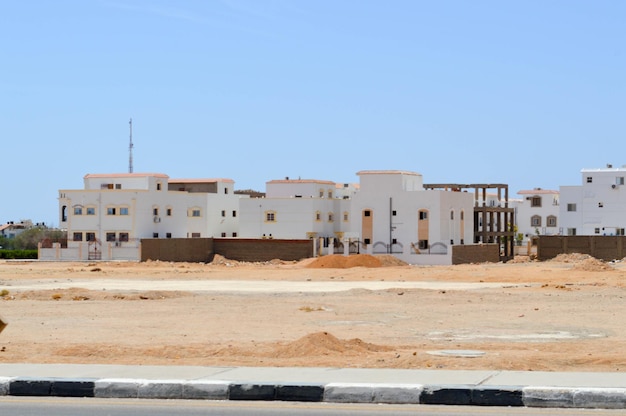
{"left": 0, "top": 253, "right": 625, "bottom": 372}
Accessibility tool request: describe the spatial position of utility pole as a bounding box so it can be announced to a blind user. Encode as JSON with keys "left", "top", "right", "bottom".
{"left": 128, "top": 118, "right": 134, "bottom": 173}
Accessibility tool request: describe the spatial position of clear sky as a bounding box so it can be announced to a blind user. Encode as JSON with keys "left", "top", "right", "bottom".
{"left": 2, "top": 1, "right": 625, "bottom": 226}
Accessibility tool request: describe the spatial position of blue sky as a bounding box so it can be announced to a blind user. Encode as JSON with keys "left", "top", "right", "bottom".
{"left": 2, "top": 1, "right": 625, "bottom": 226}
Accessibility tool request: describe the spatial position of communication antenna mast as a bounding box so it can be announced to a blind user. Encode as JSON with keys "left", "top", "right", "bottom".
{"left": 128, "top": 118, "right": 134, "bottom": 173}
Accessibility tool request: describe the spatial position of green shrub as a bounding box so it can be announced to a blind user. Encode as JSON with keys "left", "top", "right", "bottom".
{"left": 0, "top": 249, "right": 38, "bottom": 259}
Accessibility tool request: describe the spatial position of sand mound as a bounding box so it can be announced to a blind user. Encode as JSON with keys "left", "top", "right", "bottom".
{"left": 305, "top": 254, "right": 407, "bottom": 268}
{"left": 571, "top": 258, "right": 615, "bottom": 272}
{"left": 551, "top": 253, "right": 594, "bottom": 263}
{"left": 550, "top": 253, "right": 614, "bottom": 272}
{"left": 274, "top": 331, "right": 392, "bottom": 357}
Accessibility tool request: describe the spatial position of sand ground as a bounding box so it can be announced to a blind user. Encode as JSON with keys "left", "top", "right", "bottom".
{"left": 0, "top": 253, "right": 625, "bottom": 372}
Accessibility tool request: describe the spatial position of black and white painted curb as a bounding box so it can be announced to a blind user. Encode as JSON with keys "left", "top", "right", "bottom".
{"left": 1, "top": 377, "right": 626, "bottom": 408}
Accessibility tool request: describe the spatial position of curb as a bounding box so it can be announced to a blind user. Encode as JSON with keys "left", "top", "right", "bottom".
{"left": 1, "top": 377, "right": 625, "bottom": 409}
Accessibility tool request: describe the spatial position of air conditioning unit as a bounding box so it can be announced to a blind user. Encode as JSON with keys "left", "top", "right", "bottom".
{"left": 612, "top": 184, "right": 618, "bottom": 189}
{"left": 153, "top": 216, "right": 161, "bottom": 223}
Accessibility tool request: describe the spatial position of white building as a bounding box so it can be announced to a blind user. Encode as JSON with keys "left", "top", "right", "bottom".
{"left": 560, "top": 165, "right": 626, "bottom": 236}
{"left": 350, "top": 170, "right": 475, "bottom": 264}
{"left": 45, "top": 169, "right": 495, "bottom": 264}
{"left": 513, "top": 188, "right": 560, "bottom": 242}
{"left": 239, "top": 170, "right": 475, "bottom": 264}
{"left": 52, "top": 173, "right": 244, "bottom": 260}
{"left": 238, "top": 178, "right": 353, "bottom": 240}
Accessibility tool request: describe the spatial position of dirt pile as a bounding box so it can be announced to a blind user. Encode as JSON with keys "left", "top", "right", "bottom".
{"left": 305, "top": 254, "right": 408, "bottom": 268}
{"left": 550, "top": 253, "right": 615, "bottom": 272}
{"left": 274, "top": 331, "right": 393, "bottom": 357}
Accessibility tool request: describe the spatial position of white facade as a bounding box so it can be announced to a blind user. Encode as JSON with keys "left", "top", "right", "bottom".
{"left": 559, "top": 166, "right": 626, "bottom": 236}
{"left": 51, "top": 173, "right": 245, "bottom": 260}
{"left": 239, "top": 170, "right": 475, "bottom": 264}
{"left": 44, "top": 169, "right": 493, "bottom": 264}
{"left": 350, "top": 171, "right": 474, "bottom": 264}
{"left": 513, "top": 189, "right": 560, "bottom": 241}
{"left": 239, "top": 179, "right": 351, "bottom": 240}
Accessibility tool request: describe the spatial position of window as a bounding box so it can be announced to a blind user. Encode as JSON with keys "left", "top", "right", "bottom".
{"left": 86, "top": 232, "right": 96, "bottom": 241}
{"left": 328, "top": 190, "right": 332, "bottom": 198}
{"left": 418, "top": 240, "right": 429, "bottom": 249}
{"left": 232, "top": 232, "right": 237, "bottom": 237}
{"left": 617, "top": 177, "right": 625, "bottom": 185}
{"left": 153, "top": 208, "right": 159, "bottom": 216}
{"left": 74, "top": 206, "right": 83, "bottom": 215}
{"left": 319, "top": 190, "right": 324, "bottom": 198}
{"left": 461, "top": 211, "right": 464, "bottom": 220}
{"left": 221, "top": 232, "right": 226, "bottom": 237}
{"left": 392, "top": 210, "right": 397, "bottom": 216}
{"left": 73, "top": 232, "right": 83, "bottom": 241}
{"left": 419, "top": 211, "right": 428, "bottom": 220}
{"left": 232, "top": 210, "right": 237, "bottom": 217}
{"left": 224, "top": 188, "right": 228, "bottom": 194}
{"left": 153, "top": 233, "right": 159, "bottom": 238}
{"left": 392, "top": 238, "right": 397, "bottom": 244}
{"left": 120, "top": 207, "right": 129, "bottom": 215}
{"left": 156, "top": 183, "right": 161, "bottom": 191}
{"left": 115, "top": 184, "right": 122, "bottom": 189}
{"left": 364, "top": 238, "right": 371, "bottom": 245}
{"left": 315, "top": 211, "right": 321, "bottom": 221}
{"left": 266, "top": 211, "right": 276, "bottom": 222}
{"left": 547, "top": 216, "right": 557, "bottom": 227}
{"left": 595, "top": 228, "right": 601, "bottom": 234}
{"left": 191, "top": 232, "right": 201, "bottom": 238}
{"left": 599, "top": 202, "right": 604, "bottom": 208}
{"left": 567, "top": 228, "right": 577, "bottom": 236}
{"left": 364, "top": 210, "right": 371, "bottom": 217}
{"left": 328, "top": 213, "right": 334, "bottom": 222}
{"left": 106, "top": 233, "right": 116, "bottom": 242}
{"left": 221, "top": 210, "right": 226, "bottom": 217}
{"left": 450, "top": 211, "right": 454, "bottom": 220}
{"left": 119, "top": 233, "right": 129, "bottom": 242}
{"left": 586, "top": 176, "right": 593, "bottom": 183}
{"left": 531, "top": 215, "right": 541, "bottom": 227}
{"left": 343, "top": 212, "right": 349, "bottom": 221}
{"left": 87, "top": 207, "right": 96, "bottom": 215}
{"left": 62, "top": 205, "right": 68, "bottom": 222}
{"left": 107, "top": 207, "right": 116, "bottom": 215}
{"left": 567, "top": 203, "right": 577, "bottom": 212}
{"left": 166, "top": 233, "right": 172, "bottom": 238}
{"left": 192, "top": 209, "right": 201, "bottom": 217}
{"left": 531, "top": 196, "right": 542, "bottom": 207}
{"left": 618, "top": 229, "right": 625, "bottom": 236}
{"left": 166, "top": 208, "right": 172, "bottom": 216}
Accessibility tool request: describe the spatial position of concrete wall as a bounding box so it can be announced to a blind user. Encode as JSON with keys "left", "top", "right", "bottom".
{"left": 140, "top": 238, "right": 314, "bottom": 263}
{"left": 141, "top": 238, "right": 214, "bottom": 262}
{"left": 213, "top": 238, "right": 314, "bottom": 262}
{"left": 537, "top": 235, "right": 626, "bottom": 261}
{"left": 451, "top": 244, "right": 500, "bottom": 264}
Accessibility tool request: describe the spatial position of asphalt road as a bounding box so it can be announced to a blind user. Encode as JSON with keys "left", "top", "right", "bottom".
{"left": 1, "top": 397, "right": 625, "bottom": 416}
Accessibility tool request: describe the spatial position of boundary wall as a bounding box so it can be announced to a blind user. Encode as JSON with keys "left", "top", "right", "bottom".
{"left": 537, "top": 236, "right": 626, "bottom": 261}
{"left": 451, "top": 244, "right": 500, "bottom": 264}
{"left": 140, "top": 238, "right": 313, "bottom": 263}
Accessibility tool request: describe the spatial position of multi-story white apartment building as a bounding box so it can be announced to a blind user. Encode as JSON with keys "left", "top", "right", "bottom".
{"left": 47, "top": 169, "right": 485, "bottom": 264}
{"left": 513, "top": 188, "right": 560, "bottom": 241}
{"left": 560, "top": 165, "right": 626, "bottom": 236}
{"left": 238, "top": 178, "right": 354, "bottom": 240}
{"left": 239, "top": 170, "right": 474, "bottom": 264}
{"left": 54, "top": 173, "right": 244, "bottom": 260}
